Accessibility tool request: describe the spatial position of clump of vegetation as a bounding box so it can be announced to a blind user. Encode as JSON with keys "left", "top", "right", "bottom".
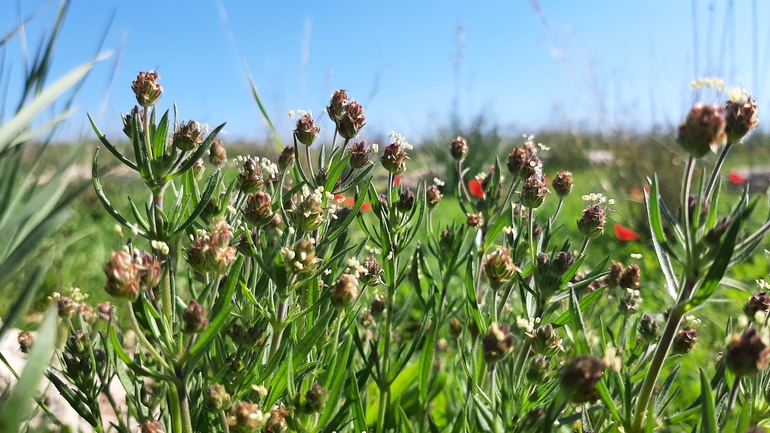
{"left": 4, "top": 66, "right": 770, "bottom": 433}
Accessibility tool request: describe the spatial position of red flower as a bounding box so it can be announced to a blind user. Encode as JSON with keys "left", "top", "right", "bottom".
{"left": 613, "top": 223, "right": 640, "bottom": 242}
{"left": 468, "top": 179, "right": 484, "bottom": 198}
{"left": 360, "top": 202, "right": 372, "bottom": 212}
{"left": 393, "top": 176, "right": 402, "bottom": 186}
{"left": 728, "top": 171, "right": 746, "bottom": 185}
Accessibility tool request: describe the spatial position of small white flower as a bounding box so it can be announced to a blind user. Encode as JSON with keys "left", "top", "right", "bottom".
{"left": 630, "top": 253, "right": 643, "bottom": 259}
{"left": 433, "top": 177, "right": 445, "bottom": 187}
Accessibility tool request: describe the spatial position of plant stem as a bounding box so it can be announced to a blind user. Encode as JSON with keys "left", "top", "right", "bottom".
{"left": 220, "top": 411, "right": 231, "bottom": 433}
{"left": 176, "top": 367, "right": 193, "bottom": 433}
{"left": 269, "top": 300, "right": 288, "bottom": 359}
{"left": 376, "top": 286, "right": 395, "bottom": 433}
{"left": 630, "top": 298, "right": 687, "bottom": 432}
{"left": 705, "top": 141, "right": 733, "bottom": 200}
{"left": 491, "top": 365, "right": 498, "bottom": 432}
{"left": 126, "top": 301, "right": 171, "bottom": 371}
{"left": 578, "top": 236, "right": 590, "bottom": 257}
{"left": 726, "top": 375, "right": 741, "bottom": 418}
{"left": 681, "top": 157, "right": 696, "bottom": 264}
{"left": 168, "top": 382, "right": 184, "bottom": 433}
{"left": 458, "top": 161, "right": 472, "bottom": 203}
{"left": 306, "top": 145, "right": 315, "bottom": 180}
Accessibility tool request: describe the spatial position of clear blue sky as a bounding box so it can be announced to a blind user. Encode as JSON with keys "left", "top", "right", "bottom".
{"left": 2, "top": 0, "right": 769, "bottom": 143}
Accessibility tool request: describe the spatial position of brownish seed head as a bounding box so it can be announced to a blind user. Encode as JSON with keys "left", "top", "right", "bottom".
{"left": 294, "top": 114, "right": 320, "bottom": 146}
{"left": 131, "top": 71, "right": 163, "bottom": 107}
{"left": 724, "top": 90, "right": 759, "bottom": 143}
{"left": 552, "top": 170, "right": 573, "bottom": 198}
{"left": 676, "top": 103, "right": 726, "bottom": 158}
{"left": 672, "top": 326, "right": 698, "bottom": 354}
{"left": 559, "top": 356, "right": 606, "bottom": 403}
{"left": 482, "top": 322, "right": 514, "bottom": 364}
{"left": 725, "top": 328, "right": 770, "bottom": 377}
{"left": 450, "top": 136, "right": 468, "bottom": 161}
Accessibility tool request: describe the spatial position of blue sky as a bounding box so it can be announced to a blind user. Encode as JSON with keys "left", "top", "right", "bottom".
{"left": 2, "top": 0, "right": 769, "bottom": 143}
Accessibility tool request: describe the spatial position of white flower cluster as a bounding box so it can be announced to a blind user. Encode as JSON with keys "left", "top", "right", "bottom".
{"left": 151, "top": 240, "right": 170, "bottom": 255}
{"left": 345, "top": 257, "right": 368, "bottom": 280}
{"left": 603, "top": 343, "right": 622, "bottom": 373}
{"left": 690, "top": 77, "right": 725, "bottom": 92}
{"left": 235, "top": 155, "right": 279, "bottom": 178}
{"left": 758, "top": 279, "right": 770, "bottom": 291}
{"left": 581, "top": 193, "right": 614, "bottom": 205}
{"left": 389, "top": 132, "right": 413, "bottom": 150}
{"left": 49, "top": 287, "right": 89, "bottom": 304}
{"left": 726, "top": 86, "right": 749, "bottom": 104}
{"left": 433, "top": 177, "right": 445, "bottom": 187}
{"left": 515, "top": 316, "right": 540, "bottom": 333}
{"left": 288, "top": 109, "right": 313, "bottom": 119}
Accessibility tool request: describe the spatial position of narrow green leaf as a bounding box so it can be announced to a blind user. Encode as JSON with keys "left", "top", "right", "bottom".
{"left": 551, "top": 287, "right": 606, "bottom": 327}
{"left": 0, "top": 267, "right": 46, "bottom": 341}
{"left": 245, "top": 62, "right": 284, "bottom": 149}
{"left": 0, "top": 308, "right": 57, "bottom": 432}
{"left": 152, "top": 109, "right": 170, "bottom": 160}
{"left": 699, "top": 369, "right": 717, "bottom": 433}
{"left": 185, "top": 304, "right": 234, "bottom": 361}
{"left": 92, "top": 148, "right": 147, "bottom": 237}
{"left": 317, "top": 335, "right": 352, "bottom": 427}
{"left": 398, "top": 405, "right": 418, "bottom": 433}
{"left": 569, "top": 287, "right": 590, "bottom": 355}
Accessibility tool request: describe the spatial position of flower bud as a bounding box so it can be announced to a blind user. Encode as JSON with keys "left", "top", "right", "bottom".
{"left": 550, "top": 251, "right": 576, "bottom": 277}
{"left": 209, "top": 138, "right": 227, "bottom": 168}
{"left": 380, "top": 142, "right": 409, "bottom": 175}
{"left": 328, "top": 89, "right": 348, "bottom": 122}
{"left": 552, "top": 171, "right": 573, "bottom": 198}
{"left": 507, "top": 143, "right": 540, "bottom": 178}
{"left": 676, "top": 103, "right": 726, "bottom": 158}
{"left": 483, "top": 247, "right": 516, "bottom": 286}
{"left": 370, "top": 296, "right": 386, "bottom": 318}
{"left": 577, "top": 203, "right": 607, "bottom": 238}
{"left": 349, "top": 140, "right": 373, "bottom": 169}
{"left": 725, "top": 328, "right": 770, "bottom": 377}
{"left": 618, "top": 289, "right": 642, "bottom": 316}
{"left": 288, "top": 191, "right": 325, "bottom": 232}
{"left": 618, "top": 264, "right": 640, "bottom": 290}
{"left": 724, "top": 90, "right": 759, "bottom": 143}
{"left": 294, "top": 113, "right": 320, "bottom": 147}
{"left": 183, "top": 300, "right": 209, "bottom": 334}
{"left": 449, "top": 317, "right": 463, "bottom": 338}
{"left": 18, "top": 331, "right": 33, "bottom": 353}
{"left": 244, "top": 192, "right": 274, "bottom": 228}
{"left": 482, "top": 323, "right": 514, "bottom": 365}
{"left": 122, "top": 108, "right": 143, "bottom": 140}
{"left": 204, "top": 384, "right": 232, "bottom": 413}
{"left": 304, "top": 384, "right": 327, "bottom": 413}
{"left": 744, "top": 292, "right": 770, "bottom": 319}
{"left": 638, "top": 313, "right": 659, "bottom": 342}
{"left": 264, "top": 407, "right": 289, "bottom": 433}
{"left": 331, "top": 274, "right": 360, "bottom": 308}
{"left": 278, "top": 145, "right": 295, "bottom": 172}
{"left": 174, "top": 120, "right": 205, "bottom": 152}
{"left": 238, "top": 157, "right": 264, "bottom": 194}
{"left": 450, "top": 136, "right": 468, "bottom": 162}
{"left": 559, "top": 356, "right": 605, "bottom": 403}
{"left": 57, "top": 297, "right": 77, "bottom": 319}
{"left": 426, "top": 185, "right": 443, "bottom": 209}
{"left": 520, "top": 175, "right": 547, "bottom": 209}
{"left": 705, "top": 218, "right": 731, "bottom": 246}
{"left": 529, "top": 324, "right": 564, "bottom": 356}
{"left": 672, "top": 326, "right": 698, "bottom": 354}
{"left": 140, "top": 419, "right": 165, "bottom": 433}
{"left": 466, "top": 213, "right": 483, "bottom": 228}
{"left": 361, "top": 256, "right": 384, "bottom": 286}
{"left": 228, "top": 401, "right": 268, "bottom": 432}
{"left": 338, "top": 101, "right": 365, "bottom": 139}
{"left": 104, "top": 250, "right": 141, "bottom": 301}
{"left": 606, "top": 261, "right": 624, "bottom": 288}
{"left": 131, "top": 71, "right": 163, "bottom": 107}
{"left": 397, "top": 188, "right": 415, "bottom": 213}
{"left": 282, "top": 238, "right": 321, "bottom": 277}
{"left": 526, "top": 355, "right": 551, "bottom": 384}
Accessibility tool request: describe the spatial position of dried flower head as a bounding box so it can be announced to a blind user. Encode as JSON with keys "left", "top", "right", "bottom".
{"left": 466, "top": 212, "right": 483, "bottom": 228}
{"left": 174, "top": 120, "right": 205, "bottom": 152}
{"left": 577, "top": 203, "right": 607, "bottom": 238}
{"left": 294, "top": 112, "right": 320, "bottom": 146}
{"left": 139, "top": 419, "right": 165, "bottom": 433}
{"left": 450, "top": 136, "right": 468, "bottom": 161}
{"left": 672, "top": 326, "right": 698, "bottom": 354}
{"left": 209, "top": 138, "right": 227, "bottom": 168}
{"left": 281, "top": 238, "right": 321, "bottom": 277}
{"left": 397, "top": 188, "right": 415, "bottom": 213}
{"left": 559, "top": 356, "right": 605, "bottom": 403}
{"left": 131, "top": 70, "right": 163, "bottom": 107}
{"left": 380, "top": 141, "right": 409, "bottom": 175}
{"left": 638, "top": 313, "right": 659, "bottom": 342}
{"left": 526, "top": 355, "right": 551, "bottom": 385}
{"left": 18, "top": 331, "right": 33, "bottom": 353}
{"left": 724, "top": 88, "right": 759, "bottom": 143}
{"left": 185, "top": 219, "right": 237, "bottom": 275}
{"left": 529, "top": 324, "right": 564, "bottom": 356}
{"left": 676, "top": 103, "right": 727, "bottom": 158}
{"left": 482, "top": 322, "right": 514, "bottom": 364}
{"left": 552, "top": 170, "right": 573, "bottom": 198}
{"left": 618, "top": 289, "right": 642, "bottom": 316}
{"left": 520, "top": 174, "right": 547, "bottom": 209}
{"left": 426, "top": 184, "right": 443, "bottom": 209}
{"left": 238, "top": 157, "right": 264, "bottom": 194}
{"left": 606, "top": 261, "right": 624, "bottom": 288}
{"left": 745, "top": 292, "right": 770, "bottom": 319}
{"left": 361, "top": 256, "right": 384, "bottom": 286}
{"left": 338, "top": 100, "right": 366, "bottom": 139}
{"left": 263, "top": 406, "right": 289, "bottom": 433}
{"left": 327, "top": 89, "right": 348, "bottom": 122}
{"left": 228, "top": 401, "right": 268, "bottom": 433}
{"left": 618, "top": 264, "right": 641, "bottom": 290}
{"left": 104, "top": 250, "right": 141, "bottom": 301}
{"left": 349, "top": 140, "right": 374, "bottom": 169}
{"left": 244, "top": 192, "right": 274, "bottom": 228}
{"left": 507, "top": 142, "right": 541, "bottom": 178}
{"left": 278, "top": 145, "right": 296, "bottom": 172}
{"left": 304, "top": 384, "right": 328, "bottom": 413}
{"left": 483, "top": 247, "right": 517, "bottom": 286}
{"left": 725, "top": 328, "right": 770, "bottom": 377}
{"left": 331, "top": 274, "right": 360, "bottom": 308}
{"left": 182, "top": 300, "right": 209, "bottom": 334}
{"left": 204, "top": 384, "right": 232, "bottom": 413}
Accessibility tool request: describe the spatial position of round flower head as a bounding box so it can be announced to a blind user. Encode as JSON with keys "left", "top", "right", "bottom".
{"left": 131, "top": 70, "right": 163, "bottom": 107}
{"left": 450, "top": 136, "right": 468, "bottom": 161}
{"left": 724, "top": 88, "right": 759, "bottom": 143}
{"left": 294, "top": 111, "right": 320, "bottom": 146}
{"left": 676, "top": 103, "right": 726, "bottom": 158}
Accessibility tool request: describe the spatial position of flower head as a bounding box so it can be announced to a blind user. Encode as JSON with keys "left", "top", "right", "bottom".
{"left": 676, "top": 103, "right": 726, "bottom": 158}
{"left": 131, "top": 71, "right": 163, "bottom": 107}
{"left": 174, "top": 120, "right": 205, "bottom": 151}
{"left": 724, "top": 88, "right": 759, "bottom": 143}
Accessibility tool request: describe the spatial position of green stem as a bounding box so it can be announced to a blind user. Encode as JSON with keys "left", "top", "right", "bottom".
{"left": 177, "top": 369, "right": 193, "bottom": 433}
{"left": 681, "top": 157, "right": 696, "bottom": 265}
{"left": 490, "top": 365, "right": 498, "bottom": 431}
{"left": 725, "top": 375, "right": 741, "bottom": 419}
{"left": 168, "top": 382, "right": 184, "bottom": 433}
{"left": 269, "top": 300, "right": 288, "bottom": 359}
{"left": 630, "top": 297, "right": 687, "bottom": 432}
{"left": 220, "top": 411, "right": 231, "bottom": 433}
{"left": 705, "top": 141, "right": 734, "bottom": 201}
{"left": 126, "top": 301, "right": 172, "bottom": 371}
{"left": 578, "top": 236, "right": 590, "bottom": 257}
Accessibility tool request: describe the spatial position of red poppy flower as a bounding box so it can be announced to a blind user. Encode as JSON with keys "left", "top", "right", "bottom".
{"left": 728, "top": 171, "right": 746, "bottom": 185}
{"left": 393, "top": 176, "right": 402, "bottom": 186}
{"left": 614, "top": 223, "right": 640, "bottom": 242}
{"left": 360, "top": 202, "right": 372, "bottom": 212}
{"left": 468, "top": 179, "right": 484, "bottom": 198}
